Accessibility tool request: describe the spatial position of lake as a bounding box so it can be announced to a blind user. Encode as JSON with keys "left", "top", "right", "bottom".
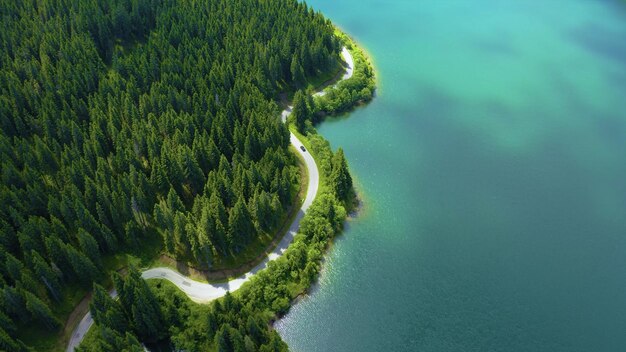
{"left": 276, "top": 0, "right": 626, "bottom": 351}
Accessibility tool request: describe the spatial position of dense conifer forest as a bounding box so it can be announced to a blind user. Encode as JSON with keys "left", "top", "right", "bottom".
{"left": 0, "top": 0, "right": 345, "bottom": 349}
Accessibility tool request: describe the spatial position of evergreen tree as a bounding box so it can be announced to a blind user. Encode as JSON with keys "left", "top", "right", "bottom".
{"left": 196, "top": 206, "right": 215, "bottom": 267}
{"left": 0, "top": 310, "right": 15, "bottom": 335}
{"left": 330, "top": 148, "right": 353, "bottom": 202}
{"left": 23, "top": 290, "right": 61, "bottom": 330}
{"left": 90, "top": 284, "right": 129, "bottom": 333}
{"left": 66, "top": 245, "right": 99, "bottom": 286}
{"left": 78, "top": 326, "right": 143, "bottom": 352}
{"left": 208, "top": 191, "right": 228, "bottom": 254}
{"left": 77, "top": 228, "right": 102, "bottom": 267}
{"left": 1, "top": 286, "right": 28, "bottom": 322}
{"left": 0, "top": 327, "right": 26, "bottom": 352}
{"left": 44, "top": 236, "right": 73, "bottom": 282}
{"left": 259, "top": 331, "right": 289, "bottom": 352}
{"left": 290, "top": 55, "right": 306, "bottom": 87}
{"left": 114, "top": 267, "right": 166, "bottom": 342}
{"left": 4, "top": 253, "right": 23, "bottom": 283}
{"left": 30, "top": 251, "right": 61, "bottom": 301}
{"left": 228, "top": 196, "right": 255, "bottom": 252}
{"left": 291, "top": 90, "right": 311, "bottom": 133}
{"left": 215, "top": 324, "right": 245, "bottom": 352}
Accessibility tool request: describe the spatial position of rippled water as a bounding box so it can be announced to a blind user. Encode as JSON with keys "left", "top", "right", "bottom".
{"left": 276, "top": 1, "right": 626, "bottom": 351}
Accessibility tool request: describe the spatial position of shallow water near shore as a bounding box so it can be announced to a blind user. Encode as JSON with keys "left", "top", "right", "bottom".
{"left": 276, "top": 0, "right": 626, "bottom": 351}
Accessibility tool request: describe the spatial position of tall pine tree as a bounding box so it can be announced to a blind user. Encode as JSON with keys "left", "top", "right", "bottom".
{"left": 330, "top": 148, "right": 353, "bottom": 202}
{"left": 291, "top": 90, "right": 311, "bottom": 133}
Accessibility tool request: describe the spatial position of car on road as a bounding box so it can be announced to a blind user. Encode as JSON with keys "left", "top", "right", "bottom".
{"left": 300, "top": 145, "right": 306, "bottom": 152}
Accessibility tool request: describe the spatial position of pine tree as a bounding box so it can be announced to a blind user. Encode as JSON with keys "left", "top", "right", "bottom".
{"left": 259, "top": 330, "right": 288, "bottom": 352}
{"left": 44, "top": 236, "right": 73, "bottom": 282}
{"left": 30, "top": 250, "right": 61, "bottom": 301}
{"left": 216, "top": 324, "right": 245, "bottom": 352}
{"left": 114, "top": 267, "right": 166, "bottom": 342}
{"left": 228, "top": 196, "right": 255, "bottom": 252}
{"left": 18, "top": 269, "right": 41, "bottom": 299}
{"left": 0, "top": 310, "right": 15, "bottom": 335}
{"left": 246, "top": 315, "right": 264, "bottom": 345}
{"left": 244, "top": 335, "right": 256, "bottom": 352}
{"left": 0, "top": 219, "right": 17, "bottom": 253}
{"left": 291, "top": 90, "right": 310, "bottom": 133}
{"left": 90, "top": 284, "right": 129, "bottom": 333}
{"left": 66, "top": 244, "right": 99, "bottom": 286}
{"left": 196, "top": 206, "right": 215, "bottom": 267}
{"left": 23, "top": 290, "right": 61, "bottom": 330}
{"left": 208, "top": 191, "right": 228, "bottom": 254}
{"left": 173, "top": 212, "right": 191, "bottom": 257}
{"left": 166, "top": 187, "right": 185, "bottom": 213}
{"left": 4, "top": 253, "right": 23, "bottom": 283}
{"left": 290, "top": 55, "right": 305, "bottom": 87}
{"left": 330, "top": 148, "right": 353, "bottom": 202}
{"left": 180, "top": 147, "right": 205, "bottom": 195}
{"left": 0, "top": 327, "right": 25, "bottom": 352}
{"left": 77, "top": 228, "right": 102, "bottom": 267}
{"left": 1, "top": 286, "right": 28, "bottom": 322}
{"left": 88, "top": 326, "right": 144, "bottom": 352}
{"left": 150, "top": 159, "right": 169, "bottom": 195}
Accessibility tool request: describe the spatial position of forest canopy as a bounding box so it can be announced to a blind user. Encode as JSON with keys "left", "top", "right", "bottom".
{"left": 0, "top": 0, "right": 342, "bottom": 349}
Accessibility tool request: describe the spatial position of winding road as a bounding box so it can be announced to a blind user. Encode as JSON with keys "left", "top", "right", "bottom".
{"left": 67, "top": 47, "right": 354, "bottom": 351}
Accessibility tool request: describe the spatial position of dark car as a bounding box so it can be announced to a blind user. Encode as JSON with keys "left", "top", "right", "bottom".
{"left": 300, "top": 145, "right": 306, "bottom": 152}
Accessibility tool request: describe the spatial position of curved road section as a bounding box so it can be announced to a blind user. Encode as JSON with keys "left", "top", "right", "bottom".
{"left": 67, "top": 47, "right": 354, "bottom": 351}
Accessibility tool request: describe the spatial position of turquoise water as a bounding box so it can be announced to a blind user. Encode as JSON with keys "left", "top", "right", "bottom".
{"left": 276, "top": 1, "right": 626, "bottom": 351}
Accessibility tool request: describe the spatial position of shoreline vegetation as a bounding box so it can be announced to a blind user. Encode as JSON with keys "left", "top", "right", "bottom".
{"left": 79, "top": 33, "right": 376, "bottom": 351}
{"left": 289, "top": 31, "right": 376, "bottom": 138}
{"left": 315, "top": 30, "right": 376, "bottom": 120}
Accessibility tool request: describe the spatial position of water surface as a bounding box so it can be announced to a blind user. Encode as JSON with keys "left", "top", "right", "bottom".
{"left": 276, "top": 1, "right": 626, "bottom": 351}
